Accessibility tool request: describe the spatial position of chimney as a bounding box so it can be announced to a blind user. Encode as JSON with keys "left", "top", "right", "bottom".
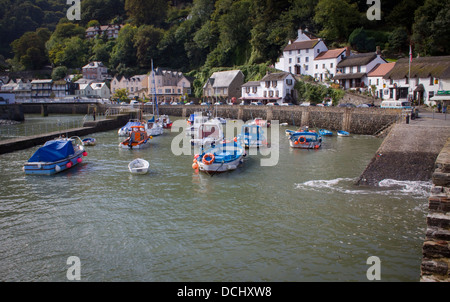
{"left": 376, "top": 46, "right": 381, "bottom": 55}
{"left": 345, "top": 46, "right": 351, "bottom": 57}
{"left": 298, "top": 28, "right": 303, "bottom": 37}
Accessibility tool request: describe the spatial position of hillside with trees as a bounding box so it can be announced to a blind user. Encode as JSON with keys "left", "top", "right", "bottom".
{"left": 2, "top": 0, "right": 449, "bottom": 93}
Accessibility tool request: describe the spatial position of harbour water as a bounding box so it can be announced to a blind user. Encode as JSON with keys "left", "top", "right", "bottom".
{"left": 0, "top": 114, "right": 431, "bottom": 281}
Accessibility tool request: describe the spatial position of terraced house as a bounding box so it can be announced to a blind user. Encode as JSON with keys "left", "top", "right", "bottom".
{"left": 148, "top": 68, "right": 192, "bottom": 103}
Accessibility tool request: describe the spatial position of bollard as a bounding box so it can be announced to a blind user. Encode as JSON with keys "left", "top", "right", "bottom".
{"left": 406, "top": 114, "right": 410, "bottom": 124}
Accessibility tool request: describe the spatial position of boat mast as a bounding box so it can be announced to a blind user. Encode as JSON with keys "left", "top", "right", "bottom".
{"left": 151, "top": 59, "right": 159, "bottom": 117}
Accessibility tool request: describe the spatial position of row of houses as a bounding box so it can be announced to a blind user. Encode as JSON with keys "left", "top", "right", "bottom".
{"left": 0, "top": 78, "right": 110, "bottom": 102}
{"left": 275, "top": 28, "right": 450, "bottom": 105}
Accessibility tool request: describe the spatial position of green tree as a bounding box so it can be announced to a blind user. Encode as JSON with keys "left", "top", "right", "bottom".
{"left": 51, "top": 66, "right": 68, "bottom": 80}
{"left": 412, "top": 0, "right": 450, "bottom": 56}
{"left": 134, "top": 25, "right": 164, "bottom": 69}
{"left": 112, "top": 88, "right": 129, "bottom": 103}
{"left": 348, "top": 27, "right": 376, "bottom": 53}
{"left": 314, "top": 0, "right": 360, "bottom": 42}
{"left": 10, "top": 27, "right": 51, "bottom": 70}
{"left": 109, "top": 24, "right": 137, "bottom": 73}
{"left": 387, "top": 27, "right": 408, "bottom": 53}
{"left": 124, "top": 0, "right": 168, "bottom": 26}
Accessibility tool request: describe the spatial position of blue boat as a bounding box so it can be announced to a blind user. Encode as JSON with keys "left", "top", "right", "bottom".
{"left": 237, "top": 124, "right": 267, "bottom": 148}
{"left": 193, "top": 140, "right": 245, "bottom": 174}
{"left": 118, "top": 119, "right": 141, "bottom": 137}
{"left": 286, "top": 129, "right": 322, "bottom": 149}
{"left": 23, "top": 137, "right": 87, "bottom": 175}
{"left": 337, "top": 130, "right": 350, "bottom": 137}
{"left": 319, "top": 129, "right": 333, "bottom": 136}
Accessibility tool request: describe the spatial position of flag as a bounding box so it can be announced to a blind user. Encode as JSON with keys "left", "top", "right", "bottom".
{"left": 409, "top": 45, "right": 412, "bottom": 63}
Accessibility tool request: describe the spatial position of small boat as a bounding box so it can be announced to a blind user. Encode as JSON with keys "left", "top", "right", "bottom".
{"left": 192, "top": 140, "right": 245, "bottom": 175}
{"left": 128, "top": 158, "right": 149, "bottom": 174}
{"left": 319, "top": 129, "right": 333, "bottom": 136}
{"left": 190, "top": 119, "right": 224, "bottom": 147}
{"left": 119, "top": 126, "right": 152, "bottom": 149}
{"left": 337, "top": 130, "right": 350, "bottom": 137}
{"left": 82, "top": 137, "right": 96, "bottom": 146}
{"left": 287, "top": 129, "right": 322, "bottom": 149}
{"left": 118, "top": 119, "right": 141, "bottom": 137}
{"left": 237, "top": 124, "right": 267, "bottom": 148}
{"left": 23, "top": 137, "right": 88, "bottom": 175}
{"left": 146, "top": 117, "right": 164, "bottom": 137}
{"left": 158, "top": 114, "right": 173, "bottom": 129}
{"left": 250, "top": 118, "right": 270, "bottom": 128}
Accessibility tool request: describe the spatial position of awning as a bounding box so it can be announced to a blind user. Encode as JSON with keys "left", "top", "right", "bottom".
{"left": 430, "top": 95, "right": 450, "bottom": 101}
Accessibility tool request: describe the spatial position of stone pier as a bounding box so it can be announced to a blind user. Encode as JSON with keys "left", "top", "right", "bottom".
{"left": 421, "top": 138, "right": 450, "bottom": 282}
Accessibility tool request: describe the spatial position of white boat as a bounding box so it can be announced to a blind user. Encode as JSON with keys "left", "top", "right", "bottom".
{"left": 146, "top": 118, "right": 164, "bottom": 137}
{"left": 190, "top": 119, "right": 224, "bottom": 147}
{"left": 128, "top": 158, "right": 149, "bottom": 174}
{"left": 193, "top": 140, "right": 245, "bottom": 175}
{"left": 119, "top": 125, "right": 152, "bottom": 149}
{"left": 337, "top": 130, "right": 350, "bottom": 137}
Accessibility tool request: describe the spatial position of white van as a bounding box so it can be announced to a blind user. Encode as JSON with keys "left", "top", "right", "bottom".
{"left": 380, "top": 100, "right": 412, "bottom": 109}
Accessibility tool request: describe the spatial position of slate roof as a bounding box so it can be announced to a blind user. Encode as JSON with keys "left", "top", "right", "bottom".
{"left": 383, "top": 56, "right": 450, "bottom": 79}
{"left": 283, "top": 39, "right": 321, "bottom": 52}
{"left": 337, "top": 53, "right": 378, "bottom": 68}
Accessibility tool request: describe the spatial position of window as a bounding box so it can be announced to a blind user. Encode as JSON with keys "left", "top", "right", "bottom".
{"left": 286, "top": 79, "right": 292, "bottom": 85}
{"left": 246, "top": 87, "right": 250, "bottom": 93}
{"left": 306, "top": 49, "right": 309, "bottom": 53}
{"left": 315, "top": 64, "right": 318, "bottom": 69}
{"left": 289, "top": 58, "right": 292, "bottom": 63}
{"left": 252, "top": 86, "right": 257, "bottom": 93}
{"left": 265, "top": 81, "right": 270, "bottom": 88}
{"left": 323, "top": 64, "right": 325, "bottom": 68}
{"left": 269, "top": 90, "right": 274, "bottom": 97}
{"left": 305, "top": 57, "right": 309, "bottom": 62}
{"left": 263, "top": 91, "right": 267, "bottom": 97}
{"left": 298, "top": 50, "right": 301, "bottom": 54}
{"left": 305, "top": 65, "right": 309, "bottom": 71}
{"left": 430, "top": 77, "right": 434, "bottom": 85}
{"left": 330, "top": 63, "right": 333, "bottom": 68}
{"left": 276, "top": 90, "right": 279, "bottom": 97}
{"left": 297, "top": 57, "right": 300, "bottom": 63}
{"left": 272, "top": 81, "right": 277, "bottom": 88}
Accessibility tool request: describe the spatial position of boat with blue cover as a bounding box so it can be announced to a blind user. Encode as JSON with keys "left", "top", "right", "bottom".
{"left": 118, "top": 119, "right": 141, "bottom": 137}
{"left": 237, "top": 124, "right": 267, "bottom": 148}
{"left": 319, "top": 129, "right": 333, "bottom": 136}
{"left": 193, "top": 140, "right": 245, "bottom": 174}
{"left": 286, "top": 128, "right": 322, "bottom": 149}
{"left": 23, "top": 137, "right": 87, "bottom": 175}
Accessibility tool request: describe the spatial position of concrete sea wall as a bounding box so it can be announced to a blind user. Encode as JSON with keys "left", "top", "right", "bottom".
{"left": 421, "top": 138, "right": 450, "bottom": 282}
{"left": 357, "top": 123, "right": 449, "bottom": 186}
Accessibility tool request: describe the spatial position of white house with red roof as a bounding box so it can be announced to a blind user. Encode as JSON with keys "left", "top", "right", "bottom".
{"left": 313, "top": 47, "right": 350, "bottom": 82}
{"left": 367, "top": 62, "right": 395, "bottom": 99}
{"left": 275, "top": 28, "right": 328, "bottom": 78}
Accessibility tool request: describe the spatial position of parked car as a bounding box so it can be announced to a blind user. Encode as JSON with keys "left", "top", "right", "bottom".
{"left": 266, "top": 102, "right": 279, "bottom": 106}
{"left": 201, "top": 102, "right": 211, "bottom": 106}
{"left": 160, "top": 102, "right": 170, "bottom": 106}
{"left": 214, "top": 102, "right": 224, "bottom": 105}
{"left": 300, "top": 102, "right": 310, "bottom": 106}
{"left": 185, "top": 101, "right": 194, "bottom": 105}
{"left": 250, "top": 102, "right": 263, "bottom": 106}
{"left": 280, "top": 103, "right": 294, "bottom": 106}
{"left": 338, "top": 103, "right": 356, "bottom": 108}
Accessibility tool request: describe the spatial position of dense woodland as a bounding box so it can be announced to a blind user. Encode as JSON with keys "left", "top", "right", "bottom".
{"left": 1, "top": 0, "right": 449, "bottom": 98}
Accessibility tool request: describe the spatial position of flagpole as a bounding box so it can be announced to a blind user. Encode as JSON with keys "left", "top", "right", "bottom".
{"left": 409, "top": 45, "right": 412, "bottom": 104}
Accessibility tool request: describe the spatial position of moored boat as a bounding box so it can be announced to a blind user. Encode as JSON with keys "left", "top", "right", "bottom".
{"left": 250, "top": 117, "right": 270, "bottom": 128}
{"left": 82, "top": 137, "right": 96, "bottom": 146}
{"left": 190, "top": 119, "right": 224, "bottom": 147}
{"left": 128, "top": 158, "right": 149, "bottom": 174}
{"left": 158, "top": 114, "right": 173, "bottom": 129}
{"left": 287, "top": 130, "right": 322, "bottom": 149}
{"left": 319, "top": 129, "right": 333, "bottom": 136}
{"left": 118, "top": 119, "right": 141, "bottom": 137}
{"left": 192, "top": 140, "right": 245, "bottom": 175}
{"left": 119, "top": 126, "right": 152, "bottom": 149}
{"left": 23, "top": 137, "right": 88, "bottom": 175}
{"left": 237, "top": 124, "right": 267, "bottom": 148}
{"left": 337, "top": 130, "right": 350, "bottom": 137}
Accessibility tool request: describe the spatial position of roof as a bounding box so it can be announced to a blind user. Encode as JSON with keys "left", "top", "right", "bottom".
{"left": 82, "top": 61, "right": 105, "bottom": 69}
{"left": 242, "top": 81, "right": 260, "bottom": 87}
{"left": 337, "top": 53, "right": 378, "bottom": 68}
{"left": 205, "top": 70, "right": 243, "bottom": 88}
{"left": 314, "top": 48, "right": 347, "bottom": 60}
{"left": 261, "top": 72, "right": 293, "bottom": 81}
{"left": 284, "top": 39, "right": 321, "bottom": 52}
{"left": 384, "top": 56, "right": 450, "bottom": 79}
{"left": 367, "top": 62, "right": 396, "bottom": 77}
{"left": 332, "top": 72, "right": 366, "bottom": 80}
{"left": 31, "top": 79, "right": 52, "bottom": 84}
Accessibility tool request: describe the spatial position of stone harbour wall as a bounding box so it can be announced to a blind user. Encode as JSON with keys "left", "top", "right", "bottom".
{"left": 157, "top": 105, "right": 401, "bottom": 135}
{"left": 421, "top": 138, "right": 450, "bottom": 282}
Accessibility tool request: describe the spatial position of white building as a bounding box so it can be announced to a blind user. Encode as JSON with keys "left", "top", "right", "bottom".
{"left": 240, "top": 72, "right": 297, "bottom": 105}
{"left": 275, "top": 28, "right": 328, "bottom": 78}
{"left": 149, "top": 68, "right": 192, "bottom": 103}
{"left": 333, "top": 51, "right": 387, "bottom": 90}
{"left": 90, "top": 82, "right": 110, "bottom": 99}
{"left": 367, "top": 62, "right": 395, "bottom": 99}
{"left": 313, "top": 47, "right": 350, "bottom": 82}
{"left": 111, "top": 74, "right": 149, "bottom": 100}
{"left": 383, "top": 56, "right": 450, "bottom": 106}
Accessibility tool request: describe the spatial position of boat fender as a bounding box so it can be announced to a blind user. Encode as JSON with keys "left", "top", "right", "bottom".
{"left": 55, "top": 165, "right": 61, "bottom": 172}
{"left": 202, "top": 153, "right": 215, "bottom": 165}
